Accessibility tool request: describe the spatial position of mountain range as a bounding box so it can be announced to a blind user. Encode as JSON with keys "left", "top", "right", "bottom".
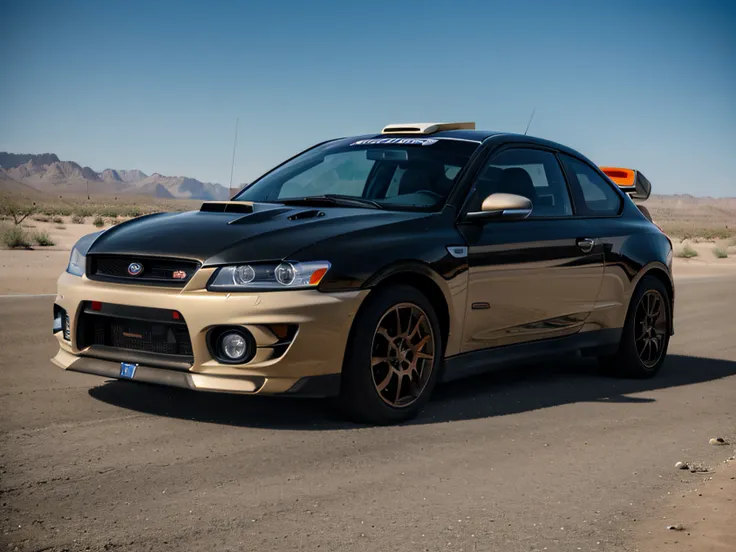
{"left": 0, "top": 152, "right": 231, "bottom": 200}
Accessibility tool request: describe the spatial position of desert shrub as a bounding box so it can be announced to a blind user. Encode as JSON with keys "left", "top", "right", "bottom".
{"left": 0, "top": 224, "right": 33, "bottom": 248}
{"left": 713, "top": 247, "right": 728, "bottom": 259}
{"left": 93, "top": 215, "right": 105, "bottom": 227}
{"left": 676, "top": 245, "right": 698, "bottom": 258}
{"left": 34, "top": 215, "right": 51, "bottom": 223}
{"left": 99, "top": 207, "right": 120, "bottom": 218}
{"left": 42, "top": 206, "right": 71, "bottom": 217}
{"left": 71, "top": 214, "right": 86, "bottom": 224}
{"left": 52, "top": 216, "right": 64, "bottom": 224}
{"left": 69, "top": 206, "right": 93, "bottom": 218}
{"left": 122, "top": 207, "right": 142, "bottom": 218}
{"left": 0, "top": 203, "right": 37, "bottom": 225}
{"left": 32, "top": 230, "right": 55, "bottom": 246}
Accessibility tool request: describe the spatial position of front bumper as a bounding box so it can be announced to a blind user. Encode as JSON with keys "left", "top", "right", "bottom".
{"left": 52, "top": 269, "right": 368, "bottom": 396}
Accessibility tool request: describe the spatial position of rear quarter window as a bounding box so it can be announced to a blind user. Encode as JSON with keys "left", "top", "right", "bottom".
{"left": 559, "top": 154, "right": 622, "bottom": 216}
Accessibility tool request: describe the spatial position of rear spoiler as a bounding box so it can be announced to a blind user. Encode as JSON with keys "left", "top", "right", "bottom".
{"left": 599, "top": 166, "right": 651, "bottom": 201}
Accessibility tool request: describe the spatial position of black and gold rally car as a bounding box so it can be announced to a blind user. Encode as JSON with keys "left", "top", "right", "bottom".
{"left": 52, "top": 122, "right": 674, "bottom": 424}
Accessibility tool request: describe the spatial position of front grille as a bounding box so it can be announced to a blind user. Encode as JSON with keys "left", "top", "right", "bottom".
{"left": 87, "top": 255, "right": 200, "bottom": 287}
{"left": 77, "top": 303, "right": 194, "bottom": 363}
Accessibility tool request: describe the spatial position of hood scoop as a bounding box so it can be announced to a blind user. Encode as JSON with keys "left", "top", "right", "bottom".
{"left": 288, "top": 209, "right": 326, "bottom": 221}
{"left": 200, "top": 201, "right": 254, "bottom": 214}
{"left": 228, "top": 206, "right": 293, "bottom": 225}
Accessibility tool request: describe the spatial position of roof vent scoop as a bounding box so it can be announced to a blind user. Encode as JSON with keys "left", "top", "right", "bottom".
{"left": 381, "top": 121, "right": 476, "bottom": 135}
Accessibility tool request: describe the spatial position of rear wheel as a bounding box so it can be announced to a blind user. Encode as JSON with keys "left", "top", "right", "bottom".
{"left": 599, "top": 275, "right": 671, "bottom": 378}
{"left": 339, "top": 285, "right": 442, "bottom": 424}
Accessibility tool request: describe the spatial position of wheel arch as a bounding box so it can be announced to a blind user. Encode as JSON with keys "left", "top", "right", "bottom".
{"left": 360, "top": 261, "right": 460, "bottom": 355}
{"left": 631, "top": 262, "right": 675, "bottom": 335}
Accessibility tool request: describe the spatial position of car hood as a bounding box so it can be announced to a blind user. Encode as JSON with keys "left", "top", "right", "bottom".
{"left": 87, "top": 202, "right": 429, "bottom": 266}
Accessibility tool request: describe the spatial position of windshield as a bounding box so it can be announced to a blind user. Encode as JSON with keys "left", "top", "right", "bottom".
{"left": 234, "top": 138, "right": 479, "bottom": 211}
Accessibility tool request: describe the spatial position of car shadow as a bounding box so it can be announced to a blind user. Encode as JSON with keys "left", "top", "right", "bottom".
{"left": 87, "top": 354, "right": 736, "bottom": 430}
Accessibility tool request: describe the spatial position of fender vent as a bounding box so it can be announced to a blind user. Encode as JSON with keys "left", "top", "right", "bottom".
{"left": 288, "top": 209, "right": 326, "bottom": 221}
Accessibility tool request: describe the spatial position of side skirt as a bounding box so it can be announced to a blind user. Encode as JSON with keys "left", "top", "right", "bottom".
{"left": 441, "top": 328, "right": 622, "bottom": 383}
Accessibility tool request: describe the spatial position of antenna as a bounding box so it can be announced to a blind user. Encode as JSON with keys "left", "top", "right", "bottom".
{"left": 228, "top": 117, "right": 239, "bottom": 197}
{"left": 524, "top": 107, "right": 536, "bottom": 135}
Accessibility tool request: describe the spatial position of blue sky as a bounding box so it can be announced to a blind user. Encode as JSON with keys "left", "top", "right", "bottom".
{"left": 1, "top": 0, "right": 734, "bottom": 195}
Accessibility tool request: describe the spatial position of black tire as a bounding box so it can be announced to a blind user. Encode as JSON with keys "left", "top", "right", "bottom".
{"left": 338, "top": 285, "right": 443, "bottom": 425}
{"left": 599, "top": 275, "right": 671, "bottom": 378}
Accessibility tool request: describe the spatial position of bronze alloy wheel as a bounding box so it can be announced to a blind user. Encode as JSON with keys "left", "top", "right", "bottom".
{"left": 370, "top": 303, "right": 435, "bottom": 408}
{"left": 634, "top": 289, "right": 667, "bottom": 368}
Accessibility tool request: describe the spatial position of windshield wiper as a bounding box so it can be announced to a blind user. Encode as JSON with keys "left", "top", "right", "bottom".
{"left": 277, "top": 194, "right": 382, "bottom": 210}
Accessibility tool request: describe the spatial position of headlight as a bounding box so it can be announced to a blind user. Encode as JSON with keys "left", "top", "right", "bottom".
{"left": 67, "top": 246, "right": 86, "bottom": 277}
{"left": 65, "top": 231, "right": 103, "bottom": 277}
{"left": 208, "top": 261, "right": 330, "bottom": 291}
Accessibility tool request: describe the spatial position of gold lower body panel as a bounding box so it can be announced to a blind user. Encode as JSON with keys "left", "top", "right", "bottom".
{"left": 52, "top": 271, "right": 368, "bottom": 394}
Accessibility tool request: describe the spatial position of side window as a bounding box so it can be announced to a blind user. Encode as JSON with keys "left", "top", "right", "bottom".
{"left": 559, "top": 154, "right": 622, "bottom": 216}
{"left": 467, "top": 148, "right": 573, "bottom": 217}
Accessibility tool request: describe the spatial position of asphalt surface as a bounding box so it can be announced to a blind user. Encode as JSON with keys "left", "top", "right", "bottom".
{"left": 1, "top": 275, "right": 735, "bottom": 552}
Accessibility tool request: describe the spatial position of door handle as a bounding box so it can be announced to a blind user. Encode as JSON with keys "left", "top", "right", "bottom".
{"left": 577, "top": 238, "right": 596, "bottom": 253}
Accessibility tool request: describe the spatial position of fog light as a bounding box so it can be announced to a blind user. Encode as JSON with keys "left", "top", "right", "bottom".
{"left": 221, "top": 331, "right": 247, "bottom": 360}
{"left": 208, "top": 327, "right": 256, "bottom": 364}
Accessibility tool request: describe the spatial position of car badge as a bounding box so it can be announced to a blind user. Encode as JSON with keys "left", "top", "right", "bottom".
{"left": 172, "top": 270, "right": 187, "bottom": 280}
{"left": 127, "top": 262, "right": 143, "bottom": 276}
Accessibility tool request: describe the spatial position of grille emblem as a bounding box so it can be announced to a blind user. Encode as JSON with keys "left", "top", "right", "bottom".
{"left": 172, "top": 270, "right": 187, "bottom": 280}
{"left": 127, "top": 262, "right": 143, "bottom": 276}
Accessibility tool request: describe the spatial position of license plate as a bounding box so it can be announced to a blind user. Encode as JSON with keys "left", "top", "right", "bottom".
{"left": 120, "top": 362, "right": 138, "bottom": 379}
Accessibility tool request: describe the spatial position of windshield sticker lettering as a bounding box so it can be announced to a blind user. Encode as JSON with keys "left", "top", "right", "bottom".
{"left": 350, "top": 138, "right": 439, "bottom": 147}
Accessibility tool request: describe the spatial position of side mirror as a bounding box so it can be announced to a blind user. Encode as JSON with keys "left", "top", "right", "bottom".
{"left": 465, "top": 193, "right": 533, "bottom": 221}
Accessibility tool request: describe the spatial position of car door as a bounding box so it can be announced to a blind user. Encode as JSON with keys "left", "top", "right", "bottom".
{"left": 457, "top": 147, "right": 605, "bottom": 353}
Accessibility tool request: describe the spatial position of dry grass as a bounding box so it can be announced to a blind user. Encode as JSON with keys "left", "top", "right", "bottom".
{"left": 32, "top": 230, "right": 55, "bottom": 246}
{"left": 0, "top": 224, "right": 33, "bottom": 248}
{"left": 646, "top": 196, "right": 736, "bottom": 241}
{"left": 0, "top": 194, "right": 198, "bottom": 220}
{"left": 713, "top": 247, "right": 728, "bottom": 259}
{"left": 658, "top": 224, "right": 735, "bottom": 241}
{"left": 676, "top": 244, "right": 698, "bottom": 258}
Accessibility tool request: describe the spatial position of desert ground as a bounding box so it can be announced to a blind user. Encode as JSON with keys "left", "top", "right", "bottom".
{"left": 1, "top": 196, "right": 735, "bottom": 551}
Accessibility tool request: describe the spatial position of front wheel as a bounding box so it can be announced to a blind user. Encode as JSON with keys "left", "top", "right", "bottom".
{"left": 338, "top": 285, "right": 443, "bottom": 424}
{"left": 599, "top": 275, "right": 671, "bottom": 378}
